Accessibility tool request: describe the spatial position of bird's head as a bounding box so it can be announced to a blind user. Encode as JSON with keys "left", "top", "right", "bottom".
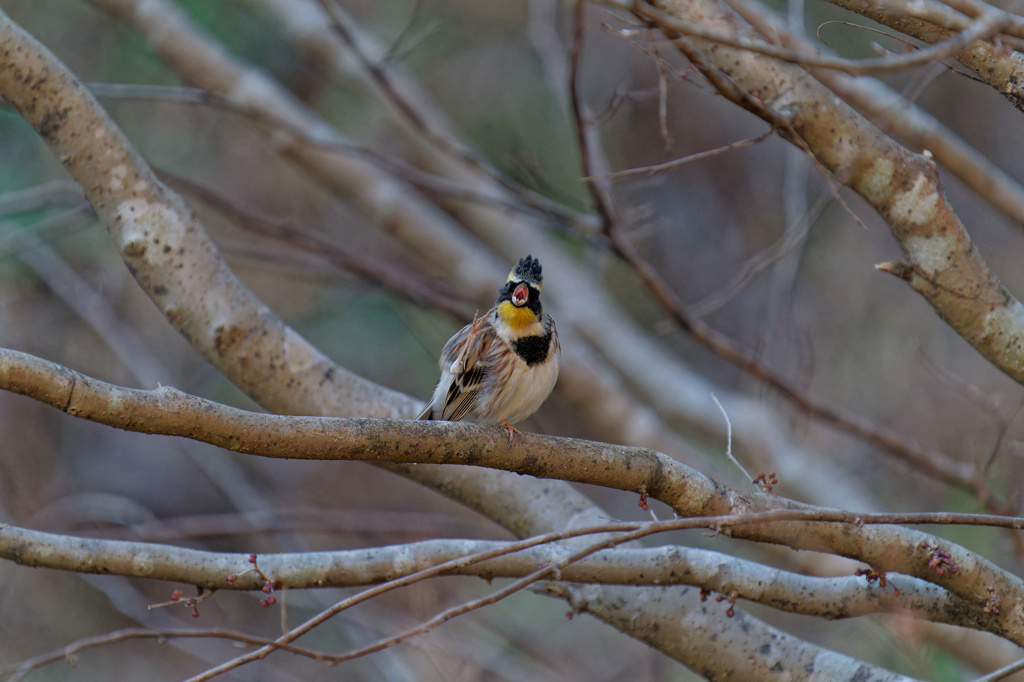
{"left": 496, "top": 255, "right": 544, "bottom": 331}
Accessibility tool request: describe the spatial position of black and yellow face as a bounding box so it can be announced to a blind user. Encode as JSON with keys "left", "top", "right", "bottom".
{"left": 496, "top": 255, "right": 543, "bottom": 330}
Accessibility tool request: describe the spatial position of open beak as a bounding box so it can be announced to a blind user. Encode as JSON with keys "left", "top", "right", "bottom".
{"left": 512, "top": 284, "right": 529, "bottom": 307}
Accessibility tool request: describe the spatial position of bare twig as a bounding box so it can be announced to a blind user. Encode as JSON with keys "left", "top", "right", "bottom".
{"left": 159, "top": 171, "right": 470, "bottom": 322}
{"left": 0, "top": 180, "right": 84, "bottom": 215}
{"left": 176, "top": 505, "right": 1014, "bottom": 678}
{"left": 585, "top": 127, "right": 774, "bottom": 180}
{"left": 3, "top": 628, "right": 336, "bottom": 682}
{"left": 312, "top": 0, "right": 595, "bottom": 233}
{"left": 688, "top": 185, "right": 833, "bottom": 317}
{"left": 633, "top": 2, "right": 1007, "bottom": 76}
{"left": 711, "top": 393, "right": 754, "bottom": 484}
{"left": 972, "top": 655, "right": 1024, "bottom": 682}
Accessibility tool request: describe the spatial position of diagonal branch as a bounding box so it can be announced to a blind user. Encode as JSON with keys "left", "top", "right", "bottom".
{"left": 573, "top": 3, "right": 998, "bottom": 508}
{"left": 633, "top": 1, "right": 1007, "bottom": 76}
{"left": 821, "top": 0, "right": 1024, "bottom": 112}
{"left": 624, "top": 0, "right": 1024, "bottom": 388}
{"left": 724, "top": 0, "right": 1024, "bottom": 229}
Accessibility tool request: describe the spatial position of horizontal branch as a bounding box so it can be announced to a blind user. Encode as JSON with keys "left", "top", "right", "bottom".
{"left": 0, "top": 347, "right": 721, "bottom": 504}
{"left": 0, "top": 518, "right": 994, "bottom": 631}
{"left": 3, "top": 346, "right": 1024, "bottom": 644}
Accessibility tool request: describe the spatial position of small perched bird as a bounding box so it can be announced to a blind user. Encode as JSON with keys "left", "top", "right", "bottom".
{"left": 418, "top": 255, "right": 560, "bottom": 444}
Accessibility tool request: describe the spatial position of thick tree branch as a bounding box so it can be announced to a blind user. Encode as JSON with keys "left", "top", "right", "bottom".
{"left": 3, "top": 346, "right": 1024, "bottom": 646}
{"left": 633, "top": 2, "right": 1006, "bottom": 75}
{"left": 0, "top": 519, "right": 1000, "bottom": 629}
{"left": 557, "top": 584, "right": 920, "bottom": 682}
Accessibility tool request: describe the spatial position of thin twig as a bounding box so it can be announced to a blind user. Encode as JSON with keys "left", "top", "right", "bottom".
{"left": 649, "top": 29, "right": 674, "bottom": 150}
{"left": 711, "top": 393, "right": 754, "bottom": 483}
{"left": 585, "top": 127, "right": 774, "bottom": 181}
{"left": 972, "top": 655, "right": 1024, "bottom": 682}
{"left": 160, "top": 170, "right": 470, "bottom": 322}
{"left": 3, "top": 628, "right": 336, "bottom": 681}
{"left": 180, "top": 506, "right": 1024, "bottom": 679}
{"left": 0, "top": 180, "right": 84, "bottom": 215}
{"left": 688, "top": 184, "right": 832, "bottom": 317}
{"left": 631, "top": 1, "right": 1007, "bottom": 76}
{"left": 379, "top": 0, "right": 428, "bottom": 65}
{"left": 84, "top": 82, "right": 591, "bottom": 237}
{"left": 312, "top": 0, "right": 595, "bottom": 232}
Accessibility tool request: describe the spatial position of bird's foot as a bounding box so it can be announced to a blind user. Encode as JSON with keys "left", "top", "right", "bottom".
{"left": 499, "top": 418, "right": 521, "bottom": 449}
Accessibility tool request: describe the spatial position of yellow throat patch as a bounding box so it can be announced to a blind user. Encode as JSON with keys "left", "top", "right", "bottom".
{"left": 497, "top": 300, "right": 538, "bottom": 330}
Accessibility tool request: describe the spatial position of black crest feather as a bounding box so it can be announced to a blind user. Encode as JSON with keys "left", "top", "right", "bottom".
{"left": 514, "top": 255, "right": 543, "bottom": 285}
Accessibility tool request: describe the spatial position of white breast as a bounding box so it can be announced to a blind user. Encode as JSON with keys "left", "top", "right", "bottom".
{"left": 480, "top": 345, "right": 560, "bottom": 425}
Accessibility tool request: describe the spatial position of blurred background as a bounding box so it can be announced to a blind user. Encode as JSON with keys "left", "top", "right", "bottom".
{"left": 1, "top": 0, "right": 1024, "bottom": 679}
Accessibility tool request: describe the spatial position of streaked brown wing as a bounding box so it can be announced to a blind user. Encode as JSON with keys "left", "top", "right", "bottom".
{"left": 438, "top": 312, "right": 497, "bottom": 422}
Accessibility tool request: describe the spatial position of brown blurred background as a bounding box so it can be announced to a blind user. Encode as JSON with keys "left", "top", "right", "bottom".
{"left": 1, "top": 0, "right": 1023, "bottom": 679}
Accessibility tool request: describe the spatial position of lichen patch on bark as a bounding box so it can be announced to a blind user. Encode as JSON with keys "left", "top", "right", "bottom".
{"left": 983, "top": 302, "right": 1024, "bottom": 370}
{"left": 857, "top": 156, "right": 895, "bottom": 204}
{"left": 889, "top": 172, "right": 941, "bottom": 227}
{"left": 903, "top": 233, "right": 957, "bottom": 274}
{"left": 115, "top": 198, "right": 183, "bottom": 261}
{"left": 131, "top": 551, "right": 155, "bottom": 577}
